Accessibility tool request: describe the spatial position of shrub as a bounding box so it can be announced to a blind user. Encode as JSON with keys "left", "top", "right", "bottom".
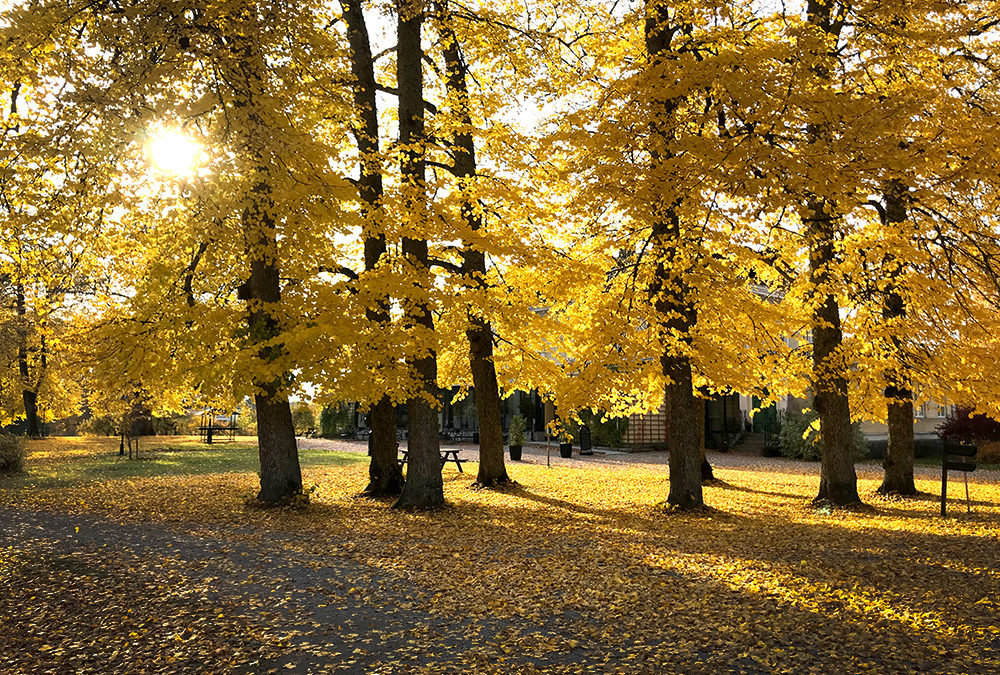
{"left": 937, "top": 405, "right": 1000, "bottom": 444}
{"left": 0, "top": 435, "right": 26, "bottom": 473}
{"left": 978, "top": 441, "right": 1000, "bottom": 464}
{"left": 319, "top": 405, "right": 352, "bottom": 438}
{"left": 291, "top": 402, "right": 316, "bottom": 437}
{"left": 152, "top": 413, "right": 197, "bottom": 436}
{"left": 508, "top": 414, "right": 527, "bottom": 446}
{"left": 78, "top": 415, "right": 119, "bottom": 437}
{"left": 578, "top": 410, "right": 628, "bottom": 448}
{"left": 778, "top": 410, "right": 867, "bottom": 461}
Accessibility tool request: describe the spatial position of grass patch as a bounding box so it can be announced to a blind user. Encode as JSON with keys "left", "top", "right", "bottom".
{"left": 0, "top": 435, "right": 366, "bottom": 489}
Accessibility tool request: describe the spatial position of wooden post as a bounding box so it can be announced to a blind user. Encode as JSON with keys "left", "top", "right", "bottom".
{"left": 965, "top": 472, "right": 971, "bottom": 514}
{"left": 941, "top": 455, "right": 948, "bottom": 517}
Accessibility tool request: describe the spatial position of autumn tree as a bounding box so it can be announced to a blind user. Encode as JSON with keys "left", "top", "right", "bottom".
{"left": 428, "top": 2, "right": 509, "bottom": 487}
{"left": 393, "top": 0, "right": 445, "bottom": 509}
{"left": 2, "top": 0, "right": 372, "bottom": 503}
{"left": 338, "top": 0, "right": 407, "bottom": 497}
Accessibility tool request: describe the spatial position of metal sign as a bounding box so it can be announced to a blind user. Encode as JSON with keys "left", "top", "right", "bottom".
{"left": 941, "top": 440, "right": 977, "bottom": 516}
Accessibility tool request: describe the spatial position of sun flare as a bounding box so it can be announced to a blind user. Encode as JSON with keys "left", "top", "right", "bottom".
{"left": 148, "top": 129, "right": 201, "bottom": 177}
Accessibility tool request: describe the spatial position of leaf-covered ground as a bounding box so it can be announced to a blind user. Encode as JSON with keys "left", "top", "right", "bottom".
{"left": 2, "top": 436, "right": 999, "bottom": 673}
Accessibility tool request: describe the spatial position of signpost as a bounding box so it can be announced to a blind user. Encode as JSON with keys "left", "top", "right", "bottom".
{"left": 941, "top": 440, "right": 977, "bottom": 517}
{"left": 579, "top": 425, "right": 593, "bottom": 455}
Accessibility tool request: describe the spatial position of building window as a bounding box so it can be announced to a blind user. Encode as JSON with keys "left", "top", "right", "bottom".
{"left": 916, "top": 404, "right": 926, "bottom": 418}
{"left": 937, "top": 404, "right": 948, "bottom": 418}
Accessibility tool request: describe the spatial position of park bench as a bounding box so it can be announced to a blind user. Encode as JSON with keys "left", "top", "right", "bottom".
{"left": 398, "top": 448, "right": 465, "bottom": 473}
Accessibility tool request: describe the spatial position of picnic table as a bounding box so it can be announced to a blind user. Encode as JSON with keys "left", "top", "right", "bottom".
{"left": 398, "top": 448, "right": 465, "bottom": 473}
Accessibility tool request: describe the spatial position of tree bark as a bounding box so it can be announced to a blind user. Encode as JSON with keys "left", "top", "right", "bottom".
{"left": 437, "top": 5, "right": 508, "bottom": 487}
{"left": 663, "top": 356, "right": 703, "bottom": 507}
{"left": 468, "top": 320, "right": 507, "bottom": 485}
{"left": 394, "top": 0, "right": 444, "bottom": 509}
{"left": 246, "top": 241, "right": 303, "bottom": 504}
{"left": 878, "top": 182, "right": 916, "bottom": 495}
{"left": 14, "top": 282, "right": 41, "bottom": 437}
{"left": 229, "top": 12, "right": 302, "bottom": 504}
{"left": 366, "top": 397, "right": 403, "bottom": 495}
{"left": 645, "top": 0, "right": 702, "bottom": 509}
{"left": 341, "top": 0, "right": 404, "bottom": 496}
{"left": 807, "top": 199, "right": 860, "bottom": 505}
{"left": 804, "top": 0, "right": 859, "bottom": 506}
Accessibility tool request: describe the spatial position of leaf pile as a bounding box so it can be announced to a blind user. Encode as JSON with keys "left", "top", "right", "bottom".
{"left": 2, "top": 437, "right": 999, "bottom": 673}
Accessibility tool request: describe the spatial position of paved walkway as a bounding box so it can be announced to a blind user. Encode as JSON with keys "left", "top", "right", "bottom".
{"left": 2, "top": 507, "right": 570, "bottom": 674}
{"left": 296, "top": 437, "right": 1000, "bottom": 484}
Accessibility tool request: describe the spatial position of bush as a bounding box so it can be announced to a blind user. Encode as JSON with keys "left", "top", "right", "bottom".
{"left": 508, "top": 414, "right": 527, "bottom": 446}
{"left": 937, "top": 405, "right": 1000, "bottom": 444}
{"left": 78, "top": 415, "right": 119, "bottom": 437}
{"left": 578, "top": 410, "right": 628, "bottom": 448}
{"left": 976, "top": 441, "right": 1000, "bottom": 464}
{"left": 778, "top": 410, "right": 867, "bottom": 461}
{"left": 152, "top": 413, "right": 197, "bottom": 436}
{"left": 291, "top": 402, "right": 316, "bottom": 437}
{"left": 0, "top": 435, "right": 26, "bottom": 473}
{"left": 319, "top": 405, "right": 352, "bottom": 438}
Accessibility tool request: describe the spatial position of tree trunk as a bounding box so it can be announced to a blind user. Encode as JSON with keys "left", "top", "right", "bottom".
{"left": 247, "top": 251, "right": 303, "bottom": 504}
{"left": 664, "top": 358, "right": 703, "bottom": 508}
{"left": 645, "top": 1, "right": 702, "bottom": 509}
{"left": 341, "top": 0, "right": 403, "bottom": 496}
{"left": 881, "top": 397, "right": 915, "bottom": 495}
{"left": 394, "top": 0, "right": 444, "bottom": 509}
{"left": 365, "top": 397, "right": 403, "bottom": 495}
{"left": 469, "top": 319, "right": 507, "bottom": 485}
{"left": 14, "top": 282, "right": 41, "bottom": 437}
{"left": 878, "top": 182, "right": 916, "bottom": 495}
{"left": 695, "top": 395, "right": 714, "bottom": 481}
{"left": 230, "top": 13, "right": 302, "bottom": 504}
{"left": 807, "top": 200, "right": 860, "bottom": 505}
{"left": 805, "top": 0, "right": 859, "bottom": 506}
{"left": 254, "top": 384, "right": 302, "bottom": 503}
{"left": 437, "top": 5, "right": 508, "bottom": 486}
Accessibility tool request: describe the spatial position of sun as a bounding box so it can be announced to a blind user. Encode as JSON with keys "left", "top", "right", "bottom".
{"left": 148, "top": 129, "right": 201, "bottom": 177}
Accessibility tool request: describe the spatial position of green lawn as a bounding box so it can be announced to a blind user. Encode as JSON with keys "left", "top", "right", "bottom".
{"left": 4, "top": 435, "right": 366, "bottom": 489}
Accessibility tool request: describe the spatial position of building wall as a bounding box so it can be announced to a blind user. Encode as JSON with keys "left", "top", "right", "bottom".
{"left": 860, "top": 400, "right": 953, "bottom": 437}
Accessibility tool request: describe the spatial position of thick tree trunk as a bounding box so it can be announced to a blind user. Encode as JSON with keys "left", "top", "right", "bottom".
{"left": 21, "top": 389, "right": 40, "bottom": 437}
{"left": 365, "top": 397, "right": 403, "bottom": 495}
{"left": 341, "top": 0, "right": 403, "bottom": 496}
{"left": 254, "top": 385, "right": 302, "bottom": 503}
{"left": 230, "top": 15, "right": 302, "bottom": 504}
{"left": 807, "top": 201, "right": 860, "bottom": 505}
{"left": 645, "top": 2, "right": 702, "bottom": 509}
{"left": 664, "top": 360, "right": 703, "bottom": 508}
{"left": 247, "top": 252, "right": 303, "bottom": 504}
{"left": 437, "top": 7, "right": 508, "bottom": 486}
{"left": 394, "top": 0, "right": 444, "bottom": 509}
{"left": 805, "top": 0, "right": 859, "bottom": 506}
{"left": 881, "top": 397, "right": 916, "bottom": 495}
{"left": 878, "top": 182, "right": 916, "bottom": 495}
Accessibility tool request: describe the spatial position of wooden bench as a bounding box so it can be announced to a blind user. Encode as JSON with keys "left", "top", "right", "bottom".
{"left": 398, "top": 448, "right": 465, "bottom": 473}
